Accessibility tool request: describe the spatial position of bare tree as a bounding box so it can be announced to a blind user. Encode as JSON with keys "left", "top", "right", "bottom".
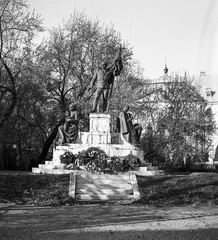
{"left": 0, "top": 0, "right": 43, "bottom": 127}
{"left": 0, "top": 0, "right": 43, "bottom": 169}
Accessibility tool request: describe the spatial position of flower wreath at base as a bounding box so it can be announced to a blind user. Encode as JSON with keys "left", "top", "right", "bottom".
{"left": 60, "top": 147, "right": 140, "bottom": 174}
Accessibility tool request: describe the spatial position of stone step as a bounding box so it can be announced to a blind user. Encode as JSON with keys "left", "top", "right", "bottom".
{"left": 77, "top": 178, "right": 130, "bottom": 184}
{"left": 76, "top": 194, "right": 134, "bottom": 201}
{"left": 32, "top": 168, "right": 165, "bottom": 176}
{"left": 69, "top": 171, "right": 140, "bottom": 201}
{"left": 45, "top": 161, "right": 53, "bottom": 165}
{"left": 38, "top": 164, "right": 54, "bottom": 170}
{"left": 77, "top": 183, "right": 132, "bottom": 189}
{"left": 77, "top": 178, "right": 130, "bottom": 185}
{"left": 77, "top": 174, "right": 130, "bottom": 180}
{"left": 38, "top": 163, "right": 66, "bottom": 170}
{"left": 33, "top": 164, "right": 165, "bottom": 176}
{"left": 76, "top": 188, "right": 133, "bottom": 195}
{"left": 32, "top": 167, "right": 42, "bottom": 174}
{"left": 33, "top": 168, "right": 70, "bottom": 174}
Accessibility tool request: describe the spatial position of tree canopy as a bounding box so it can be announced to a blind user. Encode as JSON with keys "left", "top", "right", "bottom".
{"left": 0, "top": 2, "right": 215, "bottom": 171}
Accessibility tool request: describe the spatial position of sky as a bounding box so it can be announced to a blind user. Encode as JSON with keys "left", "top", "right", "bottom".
{"left": 27, "top": 0, "right": 218, "bottom": 79}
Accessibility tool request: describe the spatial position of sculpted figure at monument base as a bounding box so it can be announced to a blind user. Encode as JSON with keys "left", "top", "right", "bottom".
{"left": 116, "top": 105, "right": 142, "bottom": 146}
{"left": 57, "top": 103, "right": 80, "bottom": 145}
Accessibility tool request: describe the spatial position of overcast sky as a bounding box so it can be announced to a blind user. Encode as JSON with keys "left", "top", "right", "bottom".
{"left": 28, "top": 0, "right": 218, "bottom": 79}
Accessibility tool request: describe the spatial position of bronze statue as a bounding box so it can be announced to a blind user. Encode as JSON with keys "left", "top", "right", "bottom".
{"left": 90, "top": 47, "right": 123, "bottom": 113}
{"left": 57, "top": 103, "right": 80, "bottom": 145}
{"left": 116, "top": 105, "right": 142, "bottom": 146}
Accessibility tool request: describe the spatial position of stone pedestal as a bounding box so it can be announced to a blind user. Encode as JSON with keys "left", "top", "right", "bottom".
{"left": 88, "top": 113, "right": 111, "bottom": 145}
{"left": 32, "top": 113, "right": 148, "bottom": 174}
{"left": 89, "top": 113, "right": 110, "bottom": 133}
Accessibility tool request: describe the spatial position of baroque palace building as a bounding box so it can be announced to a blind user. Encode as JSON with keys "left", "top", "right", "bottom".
{"left": 136, "top": 66, "right": 217, "bottom": 164}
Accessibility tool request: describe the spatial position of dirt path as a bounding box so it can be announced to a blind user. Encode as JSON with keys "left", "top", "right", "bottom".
{"left": 1, "top": 204, "right": 218, "bottom": 239}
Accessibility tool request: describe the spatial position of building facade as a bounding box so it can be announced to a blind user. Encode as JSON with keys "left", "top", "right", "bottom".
{"left": 200, "top": 73, "right": 218, "bottom": 162}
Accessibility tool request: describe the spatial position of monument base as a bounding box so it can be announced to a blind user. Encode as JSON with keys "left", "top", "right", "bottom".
{"left": 32, "top": 113, "right": 164, "bottom": 175}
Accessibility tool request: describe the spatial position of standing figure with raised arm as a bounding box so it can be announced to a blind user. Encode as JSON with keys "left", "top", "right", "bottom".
{"left": 90, "top": 48, "right": 123, "bottom": 113}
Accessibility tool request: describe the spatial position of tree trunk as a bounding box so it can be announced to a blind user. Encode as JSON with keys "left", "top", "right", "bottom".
{"left": 37, "top": 119, "right": 64, "bottom": 164}
{"left": 0, "top": 144, "right": 4, "bottom": 170}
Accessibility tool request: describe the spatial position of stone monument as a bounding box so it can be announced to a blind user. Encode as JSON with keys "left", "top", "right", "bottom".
{"left": 32, "top": 47, "right": 151, "bottom": 174}
{"left": 32, "top": 111, "right": 145, "bottom": 174}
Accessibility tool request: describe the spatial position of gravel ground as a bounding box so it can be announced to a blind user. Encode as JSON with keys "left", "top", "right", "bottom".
{"left": 1, "top": 204, "right": 218, "bottom": 240}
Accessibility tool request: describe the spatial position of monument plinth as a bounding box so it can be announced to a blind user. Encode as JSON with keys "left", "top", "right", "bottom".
{"left": 88, "top": 113, "right": 111, "bottom": 145}
{"left": 32, "top": 113, "right": 145, "bottom": 174}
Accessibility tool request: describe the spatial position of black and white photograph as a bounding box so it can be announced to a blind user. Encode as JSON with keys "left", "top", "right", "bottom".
{"left": 0, "top": 0, "right": 218, "bottom": 239}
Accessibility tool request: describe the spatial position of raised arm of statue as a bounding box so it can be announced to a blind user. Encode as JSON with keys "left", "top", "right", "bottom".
{"left": 90, "top": 71, "right": 97, "bottom": 89}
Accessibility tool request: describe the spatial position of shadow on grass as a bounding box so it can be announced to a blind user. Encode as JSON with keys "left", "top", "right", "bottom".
{"left": 0, "top": 174, "right": 71, "bottom": 206}
{"left": 136, "top": 174, "right": 218, "bottom": 206}
{"left": 1, "top": 204, "right": 218, "bottom": 240}
{"left": 136, "top": 175, "right": 176, "bottom": 187}
{"left": 1, "top": 172, "right": 218, "bottom": 207}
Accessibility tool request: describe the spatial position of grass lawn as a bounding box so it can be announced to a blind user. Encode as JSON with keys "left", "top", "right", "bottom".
{"left": 137, "top": 172, "right": 218, "bottom": 206}
{"left": 0, "top": 173, "right": 74, "bottom": 206}
{"left": 0, "top": 171, "right": 218, "bottom": 207}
